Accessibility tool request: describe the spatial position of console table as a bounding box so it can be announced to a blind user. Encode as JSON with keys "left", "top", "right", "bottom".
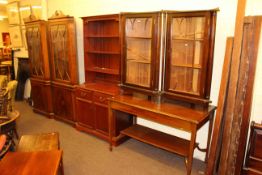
{"left": 108, "top": 95, "right": 216, "bottom": 175}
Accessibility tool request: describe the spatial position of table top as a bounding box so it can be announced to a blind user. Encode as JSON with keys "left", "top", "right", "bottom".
{"left": 109, "top": 95, "right": 216, "bottom": 124}
{"left": 17, "top": 132, "right": 59, "bottom": 152}
{"left": 0, "top": 150, "right": 62, "bottom": 175}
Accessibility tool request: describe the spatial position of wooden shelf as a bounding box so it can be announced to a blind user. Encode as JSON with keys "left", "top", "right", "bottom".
{"left": 121, "top": 124, "right": 190, "bottom": 157}
{"left": 86, "top": 50, "right": 120, "bottom": 55}
{"left": 86, "top": 67, "right": 119, "bottom": 75}
{"left": 126, "top": 36, "right": 152, "bottom": 39}
{"left": 85, "top": 35, "right": 119, "bottom": 38}
{"left": 172, "top": 37, "right": 204, "bottom": 41}
{"left": 171, "top": 63, "right": 202, "bottom": 69}
{"left": 127, "top": 59, "right": 151, "bottom": 64}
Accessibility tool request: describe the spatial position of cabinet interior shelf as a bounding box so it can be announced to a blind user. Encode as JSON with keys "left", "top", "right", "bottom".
{"left": 86, "top": 51, "right": 120, "bottom": 55}
{"left": 126, "top": 36, "right": 152, "bottom": 39}
{"left": 127, "top": 59, "right": 151, "bottom": 64}
{"left": 86, "top": 67, "right": 119, "bottom": 75}
{"left": 121, "top": 124, "right": 190, "bottom": 157}
{"left": 172, "top": 38, "right": 204, "bottom": 41}
{"left": 85, "top": 35, "right": 119, "bottom": 38}
{"left": 172, "top": 64, "right": 202, "bottom": 69}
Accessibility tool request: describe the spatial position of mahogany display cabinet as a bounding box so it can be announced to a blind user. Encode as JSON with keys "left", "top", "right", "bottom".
{"left": 120, "top": 10, "right": 217, "bottom": 105}
{"left": 75, "top": 14, "right": 132, "bottom": 141}
{"left": 25, "top": 18, "right": 53, "bottom": 117}
{"left": 48, "top": 11, "right": 78, "bottom": 124}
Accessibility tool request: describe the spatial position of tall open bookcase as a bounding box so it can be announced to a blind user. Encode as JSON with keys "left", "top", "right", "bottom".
{"left": 75, "top": 14, "right": 132, "bottom": 141}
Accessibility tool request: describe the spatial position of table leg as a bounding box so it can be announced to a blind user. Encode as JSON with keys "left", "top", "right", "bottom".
{"left": 205, "top": 111, "right": 215, "bottom": 162}
{"left": 187, "top": 125, "right": 197, "bottom": 175}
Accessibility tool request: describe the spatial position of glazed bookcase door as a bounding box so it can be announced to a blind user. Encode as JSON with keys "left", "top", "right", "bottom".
{"left": 49, "top": 23, "right": 70, "bottom": 82}
{"left": 48, "top": 16, "right": 78, "bottom": 85}
{"left": 165, "top": 11, "right": 216, "bottom": 102}
{"left": 26, "top": 24, "right": 45, "bottom": 78}
{"left": 121, "top": 13, "right": 160, "bottom": 92}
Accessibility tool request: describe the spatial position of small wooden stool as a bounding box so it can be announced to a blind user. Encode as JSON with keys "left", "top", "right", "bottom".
{"left": 17, "top": 132, "right": 64, "bottom": 175}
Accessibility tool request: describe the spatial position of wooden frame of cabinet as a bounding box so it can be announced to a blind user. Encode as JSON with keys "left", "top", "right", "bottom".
{"left": 76, "top": 14, "right": 133, "bottom": 141}
{"left": 163, "top": 10, "right": 217, "bottom": 105}
{"left": 48, "top": 11, "right": 78, "bottom": 123}
{"left": 25, "top": 19, "right": 53, "bottom": 118}
{"left": 120, "top": 12, "right": 162, "bottom": 96}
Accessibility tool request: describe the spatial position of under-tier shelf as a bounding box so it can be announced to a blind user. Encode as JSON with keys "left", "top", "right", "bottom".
{"left": 121, "top": 124, "right": 190, "bottom": 157}
{"left": 86, "top": 67, "right": 119, "bottom": 75}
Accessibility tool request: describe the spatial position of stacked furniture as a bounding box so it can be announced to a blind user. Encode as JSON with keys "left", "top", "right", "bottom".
{"left": 108, "top": 10, "right": 217, "bottom": 175}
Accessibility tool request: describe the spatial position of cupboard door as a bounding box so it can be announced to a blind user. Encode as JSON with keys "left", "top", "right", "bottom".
{"left": 121, "top": 13, "right": 160, "bottom": 93}
{"left": 75, "top": 97, "right": 95, "bottom": 129}
{"left": 31, "top": 81, "right": 47, "bottom": 112}
{"left": 94, "top": 104, "right": 109, "bottom": 135}
{"left": 94, "top": 92, "right": 111, "bottom": 135}
{"left": 165, "top": 11, "right": 216, "bottom": 103}
{"left": 52, "top": 85, "right": 75, "bottom": 122}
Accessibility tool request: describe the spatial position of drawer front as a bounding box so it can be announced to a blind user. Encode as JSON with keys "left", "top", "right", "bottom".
{"left": 93, "top": 92, "right": 111, "bottom": 105}
{"left": 75, "top": 89, "right": 92, "bottom": 99}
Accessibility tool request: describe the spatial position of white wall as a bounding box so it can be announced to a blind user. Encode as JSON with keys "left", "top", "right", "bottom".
{"left": 46, "top": 0, "right": 241, "bottom": 161}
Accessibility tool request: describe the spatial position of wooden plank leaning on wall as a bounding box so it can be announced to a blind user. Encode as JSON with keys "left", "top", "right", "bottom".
{"left": 206, "top": 7, "right": 262, "bottom": 175}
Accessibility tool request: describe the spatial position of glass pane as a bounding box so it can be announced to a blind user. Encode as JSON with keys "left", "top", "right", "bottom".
{"left": 169, "top": 67, "right": 201, "bottom": 95}
{"left": 171, "top": 40, "right": 203, "bottom": 67}
{"left": 126, "top": 18, "right": 152, "bottom": 38}
{"left": 50, "top": 24, "right": 70, "bottom": 81}
{"left": 27, "top": 26, "right": 44, "bottom": 77}
{"left": 125, "top": 17, "right": 152, "bottom": 87}
{"left": 126, "top": 61, "right": 150, "bottom": 87}
{"left": 126, "top": 38, "right": 151, "bottom": 63}
{"left": 172, "top": 17, "right": 205, "bottom": 40}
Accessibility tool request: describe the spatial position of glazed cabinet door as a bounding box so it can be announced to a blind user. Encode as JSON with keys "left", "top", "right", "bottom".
{"left": 121, "top": 13, "right": 161, "bottom": 93}
{"left": 48, "top": 14, "right": 78, "bottom": 85}
{"left": 25, "top": 20, "right": 50, "bottom": 80}
{"left": 164, "top": 11, "right": 216, "bottom": 103}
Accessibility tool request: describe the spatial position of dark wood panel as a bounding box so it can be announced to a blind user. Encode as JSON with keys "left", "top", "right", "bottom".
{"left": 52, "top": 85, "right": 75, "bottom": 123}
{"left": 30, "top": 79, "right": 53, "bottom": 118}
